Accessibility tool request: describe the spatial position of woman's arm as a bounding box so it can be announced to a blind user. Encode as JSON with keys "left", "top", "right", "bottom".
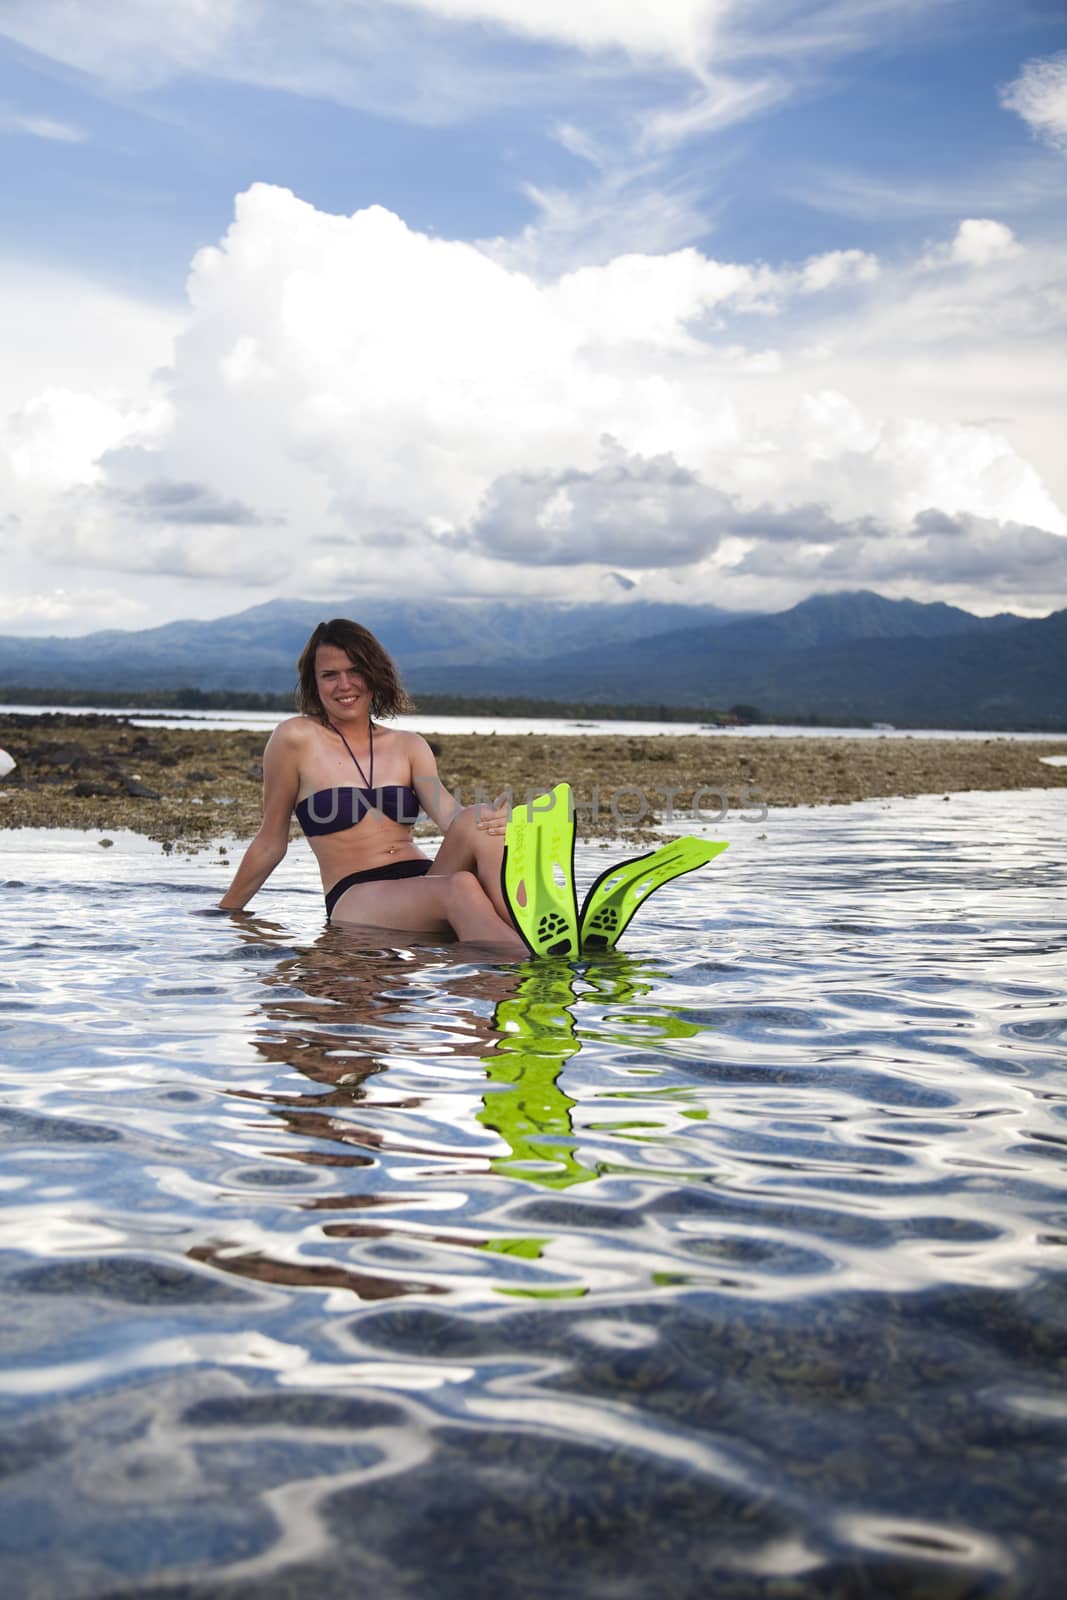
{"left": 408, "top": 732, "right": 509, "bottom": 837}
{"left": 218, "top": 723, "right": 302, "bottom": 909}
{"left": 408, "top": 733, "right": 463, "bottom": 832}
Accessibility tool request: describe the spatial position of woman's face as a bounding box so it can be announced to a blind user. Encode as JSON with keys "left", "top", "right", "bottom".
{"left": 314, "top": 644, "right": 369, "bottom": 723}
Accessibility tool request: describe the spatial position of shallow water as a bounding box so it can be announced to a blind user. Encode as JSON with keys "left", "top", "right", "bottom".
{"left": 1, "top": 790, "right": 1066, "bottom": 1597}
{"left": 5, "top": 699, "right": 1067, "bottom": 740}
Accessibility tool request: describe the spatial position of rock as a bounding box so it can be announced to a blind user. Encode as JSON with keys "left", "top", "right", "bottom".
{"left": 27, "top": 740, "right": 95, "bottom": 768}
{"left": 120, "top": 775, "right": 160, "bottom": 799}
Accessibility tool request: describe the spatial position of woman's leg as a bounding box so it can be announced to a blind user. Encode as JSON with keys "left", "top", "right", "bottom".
{"left": 331, "top": 868, "right": 524, "bottom": 951}
{"left": 428, "top": 807, "right": 512, "bottom": 924}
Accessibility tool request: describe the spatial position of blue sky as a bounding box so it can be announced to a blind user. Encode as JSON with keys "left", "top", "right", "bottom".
{"left": 1, "top": 0, "right": 1065, "bottom": 634}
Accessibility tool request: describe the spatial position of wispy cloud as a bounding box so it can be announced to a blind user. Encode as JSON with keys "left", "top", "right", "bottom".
{"left": 482, "top": 162, "right": 716, "bottom": 277}
{"left": 786, "top": 154, "right": 1067, "bottom": 226}
{"left": 0, "top": 0, "right": 978, "bottom": 282}
{"left": 636, "top": 68, "right": 790, "bottom": 151}
{"left": 0, "top": 105, "right": 85, "bottom": 142}
{"left": 0, "top": 1, "right": 963, "bottom": 136}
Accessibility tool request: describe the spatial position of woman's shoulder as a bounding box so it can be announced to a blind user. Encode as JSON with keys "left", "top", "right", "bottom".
{"left": 272, "top": 713, "right": 321, "bottom": 734}
{"left": 380, "top": 725, "right": 435, "bottom": 760}
{"left": 266, "top": 715, "right": 322, "bottom": 754}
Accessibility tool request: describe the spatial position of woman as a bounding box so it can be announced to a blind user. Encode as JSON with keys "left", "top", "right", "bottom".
{"left": 219, "top": 618, "right": 526, "bottom": 952}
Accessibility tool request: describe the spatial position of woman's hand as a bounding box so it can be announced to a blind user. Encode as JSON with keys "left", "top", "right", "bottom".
{"left": 474, "top": 792, "right": 511, "bottom": 838}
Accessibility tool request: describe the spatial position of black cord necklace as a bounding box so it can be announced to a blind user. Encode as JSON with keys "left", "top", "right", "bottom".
{"left": 331, "top": 719, "right": 374, "bottom": 789}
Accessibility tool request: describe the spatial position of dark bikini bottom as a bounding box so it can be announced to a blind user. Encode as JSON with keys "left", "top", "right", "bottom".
{"left": 325, "top": 858, "right": 431, "bottom": 920}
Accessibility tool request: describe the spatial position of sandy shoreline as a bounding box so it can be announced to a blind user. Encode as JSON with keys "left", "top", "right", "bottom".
{"left": 1, "top": 711, "right": 1065, "bottom": 850}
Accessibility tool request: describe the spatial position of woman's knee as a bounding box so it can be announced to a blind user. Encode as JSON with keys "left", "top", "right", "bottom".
{"left": 444, "top": 868, "right": 486, "bottom": 910}
{"left": 443, "top": 805, "right": 478, "bottom": 843}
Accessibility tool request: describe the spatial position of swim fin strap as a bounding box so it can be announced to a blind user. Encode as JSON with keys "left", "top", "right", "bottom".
{"left": 501, "top": 782, "right": 579, "bottom": 959}
{"left": 578, "top": 837, "right": 729, "bottom": 952}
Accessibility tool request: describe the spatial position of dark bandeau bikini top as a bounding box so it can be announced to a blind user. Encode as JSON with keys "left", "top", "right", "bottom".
{"left": 294, "top": 721, "right": 420, "bottom": 839}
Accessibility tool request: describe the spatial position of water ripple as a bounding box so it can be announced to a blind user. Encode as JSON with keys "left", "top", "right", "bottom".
{"left": 0, "top": 792, "right": 1065, "bottom": 1595}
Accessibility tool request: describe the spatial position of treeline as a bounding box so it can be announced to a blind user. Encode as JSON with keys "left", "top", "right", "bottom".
{"left": 0, "top": 683, "right": 799, "bottom": 724}
{"left": 0, "top": 685, "right": 295, "bottom": 711}
{"left": 409, "top": 695, "right": 776, "bottom": 724}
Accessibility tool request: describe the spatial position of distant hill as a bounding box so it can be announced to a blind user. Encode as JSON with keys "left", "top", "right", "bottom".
{"left": 404, "top": 591, "right": 1064, "bottom": 728}
{"left": 0, "top": 597, "right": 739, "bottom": 694}
{"left": 1, "top": 589, "right": 1063, "bottom": 729}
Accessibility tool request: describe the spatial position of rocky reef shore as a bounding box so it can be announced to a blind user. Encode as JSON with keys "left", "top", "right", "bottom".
{"left": 1, "top": 712, "right": 1065, "bottom": 851}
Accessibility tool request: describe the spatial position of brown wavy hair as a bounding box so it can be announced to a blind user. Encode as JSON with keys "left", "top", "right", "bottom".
{"left": 296, "top": 618, "right": 414, "bottom": 723}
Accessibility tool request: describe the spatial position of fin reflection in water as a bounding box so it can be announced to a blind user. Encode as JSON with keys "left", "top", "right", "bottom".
{"left": 197, "top": 925, "right": 705, "bottom": 1301}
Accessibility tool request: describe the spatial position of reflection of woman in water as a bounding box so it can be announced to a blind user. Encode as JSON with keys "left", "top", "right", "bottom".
{"left": 220, "top": 618, "right": 525, "bottom": 952}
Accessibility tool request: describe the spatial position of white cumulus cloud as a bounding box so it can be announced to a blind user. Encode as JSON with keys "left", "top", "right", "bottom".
{"left": 4, "top": 389, "right": 166, "bottom": 488}
{"left": 1002, "top": 52, "right": 1067, "bottom": 153}
{"left": 949, "top": 218, "right": 1021, "bottom": 267}
{"left": 798, "top": 249, "right": 880, "bottom": 292}
{"left": 0, "top": 261, "right": 181, "bottom": 631}
{"left": 2, "top": 184, "right": 1065, "bottom": 629}
{"left": 920, "top": 219, "right": 1022, "bottom": 271}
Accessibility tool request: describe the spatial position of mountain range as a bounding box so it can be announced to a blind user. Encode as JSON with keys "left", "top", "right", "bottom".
{"left": 1, "top": 590, "right": 1064, "bottom": 729}
{"left": 0, "top": 597, "right": 737, "bottom": 691}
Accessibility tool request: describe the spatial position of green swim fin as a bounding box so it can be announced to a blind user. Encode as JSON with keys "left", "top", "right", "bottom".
{"left": 501, "top": 782, "right": 579, "bottom": 958}
{"left": 578, "top": 837, "right": 728, "bottom": 952}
